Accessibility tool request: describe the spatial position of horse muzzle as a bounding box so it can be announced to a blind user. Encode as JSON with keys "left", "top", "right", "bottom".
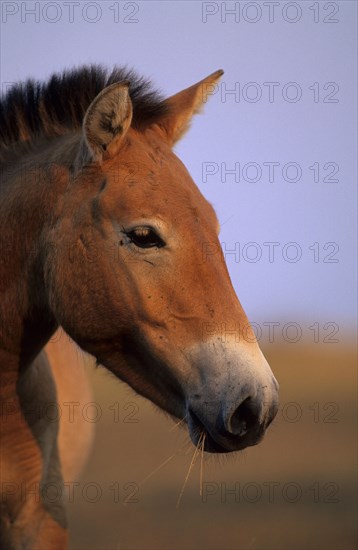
{"left": 184, "top": 343, "right": 279, "bottom": 453}
{"left": 187, "top": 393, "right": 278, "bottom": 453}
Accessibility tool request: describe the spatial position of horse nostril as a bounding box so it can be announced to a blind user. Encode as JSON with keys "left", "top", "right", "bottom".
{"left": 226, "top": 397, "right": 259, "bottom": 437}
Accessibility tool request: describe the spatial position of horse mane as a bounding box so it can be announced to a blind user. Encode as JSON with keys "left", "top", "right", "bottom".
{"left": 0, "top": 64, "right": 167, "bottom": 164}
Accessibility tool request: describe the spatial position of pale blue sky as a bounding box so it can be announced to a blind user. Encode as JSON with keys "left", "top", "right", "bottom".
{"left": 1, "top": 1, "right": 356, "bottom": 335}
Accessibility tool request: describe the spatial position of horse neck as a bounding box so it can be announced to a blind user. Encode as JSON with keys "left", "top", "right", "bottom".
{"left": 0, "top": 134, "right": 79, "bottom": 371}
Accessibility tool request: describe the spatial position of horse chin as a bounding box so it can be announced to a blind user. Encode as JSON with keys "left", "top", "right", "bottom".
{"left": 189, "top": 428, "right": 263, "bottom": 454}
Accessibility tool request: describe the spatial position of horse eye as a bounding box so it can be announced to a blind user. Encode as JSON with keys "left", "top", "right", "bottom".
{"left": 126, "top": 227, "right": 165, "bottom": 249}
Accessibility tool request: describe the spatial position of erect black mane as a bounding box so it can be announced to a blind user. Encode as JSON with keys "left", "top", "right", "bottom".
{"left": 0, "top": 64, "right": 167, "bottom": 158}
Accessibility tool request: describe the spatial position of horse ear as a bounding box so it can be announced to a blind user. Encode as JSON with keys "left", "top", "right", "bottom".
{"left": 154, "top": 69, "right": 224, "bottom": 146}
{"left": 82, "top": 82, "right": 133, "bottom": 162}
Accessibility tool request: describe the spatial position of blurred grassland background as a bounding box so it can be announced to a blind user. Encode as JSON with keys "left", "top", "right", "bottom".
{"left": 67, "top": 340, "right": 356, "bottom": 550}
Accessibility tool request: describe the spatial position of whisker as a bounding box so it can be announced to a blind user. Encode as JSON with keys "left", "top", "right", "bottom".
{"left": 200, "top": 433, "right": 205, "bottom": 497}
{"left": 176, "top": 432, "right": 203, "bottom": 509}
{"left": 123, "top": 452, "right": 176, "bottom": 505}
{"left": 123, "top": 437, "right": 193, "bottom": 505}
{"left": 169, "top": 416, "right": 186, "bottom": 432}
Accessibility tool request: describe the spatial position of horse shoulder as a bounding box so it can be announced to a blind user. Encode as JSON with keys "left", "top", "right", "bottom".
{"left": 45, "top": 329, "right": 95, "bottom": 483}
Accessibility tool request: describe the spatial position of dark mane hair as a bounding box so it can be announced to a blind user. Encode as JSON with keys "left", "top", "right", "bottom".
{"left": 0, "top": 65, "right": 167, "bottom": 162}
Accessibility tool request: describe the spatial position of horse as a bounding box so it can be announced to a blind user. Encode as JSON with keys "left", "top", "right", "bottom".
{"left": 0, "top": 327, "right": 94, "bottom": 549}
{"left": 0, "top": 65, "right": 279, "bottom": 549}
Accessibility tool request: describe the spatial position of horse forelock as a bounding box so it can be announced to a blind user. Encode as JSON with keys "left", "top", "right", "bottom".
{"left": 0, "top": 65, "right": 168, "bottom": 165}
